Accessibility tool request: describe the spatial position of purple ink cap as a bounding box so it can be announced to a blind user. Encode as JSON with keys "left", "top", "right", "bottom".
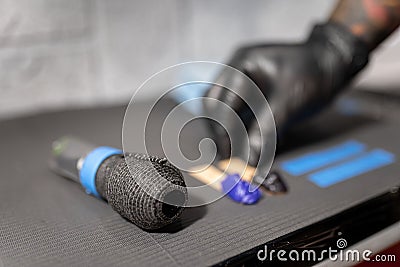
{"left": 221, "top": 173, "right": 262, "bottom": 205}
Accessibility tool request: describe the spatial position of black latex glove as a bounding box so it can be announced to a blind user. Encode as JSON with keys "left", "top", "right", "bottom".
{"left": 204, "top": 22, "right": 370, "bottom": 166}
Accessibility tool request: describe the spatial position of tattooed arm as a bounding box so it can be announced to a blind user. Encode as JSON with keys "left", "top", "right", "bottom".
{"left": 330, "top": 0, "right": 400, "bottom": 51}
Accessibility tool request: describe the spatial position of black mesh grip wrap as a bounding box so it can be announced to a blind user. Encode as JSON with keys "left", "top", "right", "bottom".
{"left": 95, "top": 153, "right": 188, "bottom": 230}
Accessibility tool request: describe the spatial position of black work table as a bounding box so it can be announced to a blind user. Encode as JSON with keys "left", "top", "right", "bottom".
{"left": 0, "top": 91, "right": 399, "bottom": 267}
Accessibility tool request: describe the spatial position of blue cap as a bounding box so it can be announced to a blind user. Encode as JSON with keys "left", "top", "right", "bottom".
{"left": 79, "top": 146, "right": 122, "bottom": 198}
{"left": 221, "top": 174, "right": 262, "bottom": 205}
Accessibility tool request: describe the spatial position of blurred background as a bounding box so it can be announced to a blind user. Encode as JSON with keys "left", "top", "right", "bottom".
{"left": 1, "top": 0, "right": 400, "bottom": 119}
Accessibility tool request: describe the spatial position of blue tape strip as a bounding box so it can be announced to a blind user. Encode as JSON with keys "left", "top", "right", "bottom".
{"left": 309, "top": 149, "right": 395, "bottom": 188}
{"left": 281, "top": 141, "right": 366, "bottom": 176}
{"left": 221, "top": 174, "right": 262, "bottom": 205}
{"left": 80, "top": 146, "right": 122, "bottom": 198}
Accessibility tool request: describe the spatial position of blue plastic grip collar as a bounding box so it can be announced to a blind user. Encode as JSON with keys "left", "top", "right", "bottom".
{"left": 79, "top": 146, "right": 122, "bottom": 198}
{"left": 221, "top": 174, "right": 262, "bottom": 205}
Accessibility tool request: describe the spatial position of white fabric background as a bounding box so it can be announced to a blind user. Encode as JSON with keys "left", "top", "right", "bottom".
{"left": 0, "top": 0, "right": 398, "bottom": 118}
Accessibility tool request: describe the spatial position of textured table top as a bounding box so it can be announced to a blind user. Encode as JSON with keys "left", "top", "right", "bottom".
{"left": 0, "top": 94, "right": 399, "bottom": 267}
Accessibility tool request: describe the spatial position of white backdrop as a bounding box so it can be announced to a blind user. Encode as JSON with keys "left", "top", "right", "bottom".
{"left": 0, "top": 0, "right": 399, "bottom": 118}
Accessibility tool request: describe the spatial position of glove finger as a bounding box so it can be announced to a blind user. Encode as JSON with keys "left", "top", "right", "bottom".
{"left": 203, "top": 58, "right": 256, "bottom": 160}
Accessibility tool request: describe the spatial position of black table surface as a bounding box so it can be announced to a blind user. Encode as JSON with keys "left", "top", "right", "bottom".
{"left": 0, "top": 92, "right": 399, "bottom": 267}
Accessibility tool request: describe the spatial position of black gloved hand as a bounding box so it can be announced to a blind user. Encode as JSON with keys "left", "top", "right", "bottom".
{"left": 204, "top": 22, "right": 370, "bottom": 166}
